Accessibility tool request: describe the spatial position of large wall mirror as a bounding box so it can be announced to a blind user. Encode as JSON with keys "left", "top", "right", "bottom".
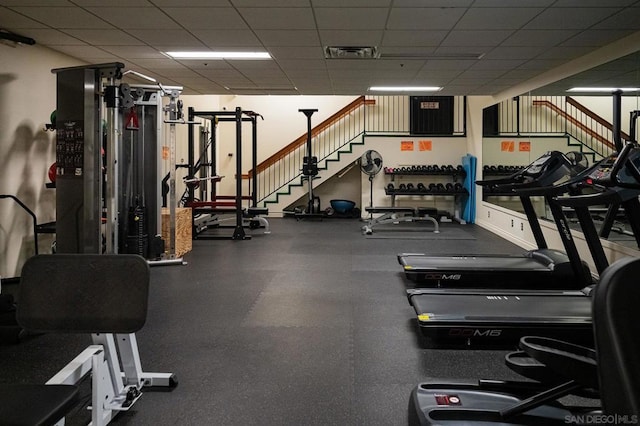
{"left": 481, "top": 51, "right": 640, "bottom": 252}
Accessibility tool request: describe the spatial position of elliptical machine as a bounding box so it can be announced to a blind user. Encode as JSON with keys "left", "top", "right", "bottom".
{"left": 299, "top": 109, "right": 321, "bottom": 215}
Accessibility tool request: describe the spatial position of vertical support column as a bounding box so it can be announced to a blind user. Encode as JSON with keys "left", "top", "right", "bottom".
{"left": 252, "top": 115, "right": 258, "bottom": 206}
{"left": 104, "top": 77, "right": 120, "bottom": 254}
{"left": 613, "top": 89, "right": 623, "bottom": 152}
{"left": 187, "top": 107, "right": 195, "bottom": 204}
{"left": 232, "top": 107, "right": 246, "bottom": 240}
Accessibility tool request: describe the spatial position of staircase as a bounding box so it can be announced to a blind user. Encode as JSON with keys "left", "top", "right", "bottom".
{"left": 532, "top": 96, "right": 629, "bottom": 159}
{"left": 251, "top": 96, "right": 375, "bottom": 214}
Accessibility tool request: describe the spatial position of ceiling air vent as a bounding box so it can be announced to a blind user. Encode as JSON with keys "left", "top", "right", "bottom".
{"left": 324, "top": 46, "right": 380, "bottom": 59}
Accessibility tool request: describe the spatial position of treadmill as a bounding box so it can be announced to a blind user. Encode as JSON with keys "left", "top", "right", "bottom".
{"left": 406, "top": 142, "right": 640, "bottom": 345}
{"left": 398, "top": 151, "right": 591, "bottom": 290}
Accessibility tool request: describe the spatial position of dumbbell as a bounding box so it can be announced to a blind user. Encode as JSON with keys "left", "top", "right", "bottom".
{"left": 436, "top": 183, "right": 445, "bottom": 192}
{"left": 399, "top": 183, "right": 407, "bottom": 191}
{"left": 417, "top": 182, "right": 426, "bottom": 193}
{"left": 429, "top": 183, "right": 437, "bottom": 192}
{"left": 387, "top": 183, "right": 395, "bottom": 191}
{"left": 445, "top": 183, "right": 454, "bottom": 192}
{"left": 454, "top": 183, "right": 464, "bottom": 192}
{"left": 407, "top": 183, "right": 415, "bottom": 191}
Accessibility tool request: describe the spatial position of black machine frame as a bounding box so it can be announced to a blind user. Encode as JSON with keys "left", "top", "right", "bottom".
{"left": 186, "top": 107, "right": 263, "bottom": 240}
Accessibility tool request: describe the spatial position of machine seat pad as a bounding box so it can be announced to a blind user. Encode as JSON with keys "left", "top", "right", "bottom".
{"left": 247, "top": 207, "right": 268, "bottom": 216}
{"left": 0, "top": 384, "right": 79, "bottom": 426}
{"left": 18, "top": 254, "right": 150, "bottom": 334}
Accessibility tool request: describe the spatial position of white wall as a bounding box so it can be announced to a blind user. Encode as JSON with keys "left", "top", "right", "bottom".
{"left": 0, "top": 44, "right": 80, "bottom": 278}
{"left": 177, "top": 95, "right": 356, "bottom": 198}
{"left": 360, "top": 136, "right": 468, "bottom": 213}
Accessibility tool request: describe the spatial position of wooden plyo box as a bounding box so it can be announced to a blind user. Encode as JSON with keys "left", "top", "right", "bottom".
{"left": 161, "top": 207, "right": 192, "bottom": 258}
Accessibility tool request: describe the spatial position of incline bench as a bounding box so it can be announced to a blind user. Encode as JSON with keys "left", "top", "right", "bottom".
{"left": 362, "top": 207, "right": 440, "bottom": 235}
{"left": 0, "top": 254, "right": 176, "bottom": 426}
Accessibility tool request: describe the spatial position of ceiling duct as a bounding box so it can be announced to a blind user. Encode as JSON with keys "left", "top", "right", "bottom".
{"left": 324, "top": 46, "right": 380, "bottom": 59}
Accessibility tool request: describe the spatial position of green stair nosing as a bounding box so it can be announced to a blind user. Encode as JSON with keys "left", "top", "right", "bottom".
{"left": 263, "top": 141, "right": 366, "bottom": 206}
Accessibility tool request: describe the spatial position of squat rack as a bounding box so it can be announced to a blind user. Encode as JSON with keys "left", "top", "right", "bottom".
{"left": 186, "top": 107, "right": 262, "bottom": 240}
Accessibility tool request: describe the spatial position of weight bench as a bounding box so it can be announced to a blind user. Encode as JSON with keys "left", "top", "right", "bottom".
{"left": 0, "top": 254, "right": 176, "bottom": 426}
{"left": 362, "top": 207, "right": 439, "bottom": 235}
{"left": 243, "top": 206, "right": 270, "bottom": 234}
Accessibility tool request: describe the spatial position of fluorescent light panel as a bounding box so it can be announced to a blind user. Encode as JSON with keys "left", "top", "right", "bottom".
{"left": 165, "top": 51, "right": 271, "bottom": 60}
{"left": 369, "top": 86, "right": 442, "bottom": 92}
{"left": 567, "top": 87, "right": 640, "bottom": 92}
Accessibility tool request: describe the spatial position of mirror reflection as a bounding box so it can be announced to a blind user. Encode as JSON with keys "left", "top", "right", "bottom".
{"left": 481, "top": 51, "right": 640, "bottom": 252}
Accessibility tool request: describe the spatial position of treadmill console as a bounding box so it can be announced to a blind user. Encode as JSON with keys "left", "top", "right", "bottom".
{"left": 589, "top": 144, "right": 640, "bottom": 187}
{"left": 520, "top": 151, "right": 570, "bottom": 185}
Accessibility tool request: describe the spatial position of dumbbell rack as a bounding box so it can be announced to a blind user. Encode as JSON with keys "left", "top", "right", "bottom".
{"left": 384, "top": 165, "right": 467, "bottom": 208}
{"left": 481, "top": 165, "right": 526, "bottom": 197}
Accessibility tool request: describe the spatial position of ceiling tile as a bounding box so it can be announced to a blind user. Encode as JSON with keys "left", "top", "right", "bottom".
{"left": 73, "top": 0, "right": 154, "bottom": 5}
{"left": 153, "top": 0, "right": 231, "bottom": 5}
{"left": 454, "top": 8, "right": 544, "bottom": 30}
{"left": 122, "top": 58, "right": 184, "bottom": 69}
{"left": 178, "top": 61, "right": 234, "bottom": 71}
{"left": 62, "top": 29, "right": 145, "bottom": 46}
{"left": 237, "top": 7, "right": 315, "bottom": 30}
{"left": 393, "top": 0, "right": 472, "bottom": 6}
{"left": 160, "top": 7, "right": 248, "bottom": 30}
{"left": 127, "top": 29, "right": 206, "bottom": 47}
{"left": 267, "top": 46, "right": 326, "bottom": 60}
{"left": 421, "top": 59, "right": 476, "bottom": 70}
{"left": 501, "top": 29, "right": 579, "bottom": 47}
{"left": 441, "top": 30, "right": 514, "bottom": 47}
{"left": 312, "top": 0, "right": 391, "bottom": 6}
{"left": 560, "top": 29, "right": 635, "bottom": 47}
{"left": 49, "top": 45, "right": 119, "bottom": 59}
{"left": 318, "top": 30, "right": 383, "bottom": 46}
{"left": 516, "top": 59, "right": 566, "bottom": 70}
{"left": 524, "top": 7, "right": 621, "bottom": 30}
{"left": 22, "top": 29, "right": 85, "bottom": 45}
{"left": 483, "top": 45, "right": 549, "bottom": 60}
{"left": 381, "top": 31, "right": 448, "bottom": 47}
{"left": 99, "top": 45, "right": 167, "bottom": 59}
{"left": 386, "top": 8, "right": 467, "bottom": 30}
{"left": 469, "top": 59, "right": 528, "bottom": 70}
{"left": 0, "top": 0, "right": 72, "bottom": 5}
{"left": 9, "top": 7, "right": 111, "bottom": 28}
{"left": 0, "top": 8, "right": 47, "bottom": 29}
{"left": 535, "top": 45, "right": 598, "bottom": 60}
{"left": 255, "top": 30, "right": 320, "bottom": 47}
{"left": 232, "top": 0, "right": 308, "bottom": 7}
{"left": 191, "top": 29, "right": 261, "bottom": 47}
{"left": 554, "top": 0, "right": 636, "bottom": 6}
{"left": 84, "top": 7, "right": 181, "bottom": 30}
{"left": 471, "top": 0, "right": 554, "bottom": 6}
{"left": 285, "top": 68, "right": 329, "bottom": 78}
{"left": 314, "top": 8, "right": 388, "bottom": 30}
{"left": 593, "top": 7, "right": 640, "bottom": 30}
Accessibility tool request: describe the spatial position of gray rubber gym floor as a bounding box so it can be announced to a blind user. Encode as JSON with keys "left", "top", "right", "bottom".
{"left": 1, "top": 219, "right": 534, "bottom": 425}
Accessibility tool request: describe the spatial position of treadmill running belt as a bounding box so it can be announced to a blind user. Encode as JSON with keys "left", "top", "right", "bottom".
{"left": 408, "top": 291, "right": 592, "bottom": 343}
{"left": 401, "top": 256, "right": 551, "bottom": 271}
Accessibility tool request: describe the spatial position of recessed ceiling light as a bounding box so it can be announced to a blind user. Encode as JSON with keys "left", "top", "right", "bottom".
{"left": 369, "top": 86, "right": 443, "bottom": 92}
{"left": 164, "top": 51, "right": 271, "bottom": 60}
{"left": 567, "top": 87, "right": 640, "bottom": 92}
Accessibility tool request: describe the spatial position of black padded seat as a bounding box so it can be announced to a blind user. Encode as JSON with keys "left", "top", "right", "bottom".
{"left": 593, "top": 257, "right": 640, "bottom": 416}
{"left": 0, "top": 384, "right": 79, "bottom": 426}
{"left": 246, "top": 207, "right": 268, "bottom": 216}
{"left": 416, "top": 207, "right": 438, "bottom": 216}
{"left": 1, "top": 254, "right": 151, "bottom": 426}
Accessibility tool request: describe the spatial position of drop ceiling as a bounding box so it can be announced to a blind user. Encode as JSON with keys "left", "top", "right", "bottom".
{"left": 1, "top": 0, "right": 640, "bottom": 96}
